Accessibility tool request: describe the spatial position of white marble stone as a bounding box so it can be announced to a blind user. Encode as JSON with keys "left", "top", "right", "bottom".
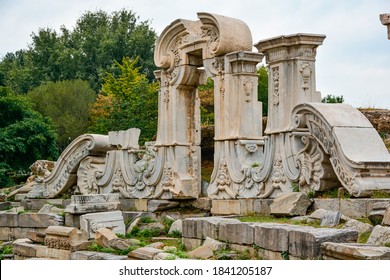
{"left": 80, "top": 211, "right": 125, "bottom": 239}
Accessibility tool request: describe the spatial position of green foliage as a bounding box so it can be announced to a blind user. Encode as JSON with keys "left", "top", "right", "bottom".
{"left": 357, "top": 231, "right": 371, "bottom": 244}
{"left": 27, "top": 80, "right": 96, "bottom": 149}
{"left": 321, "top": 94, "right": 344, "bottom": 103}
{"left": 0, "top": 9, "right": 157, "bottom": 94}
{"left": 87, "top": 242, "right": 133, "bottom": 255}
{"left": 371, "top": 190, "right": 390, "bottom": 198}
{"left": 161, "top": 217, "right": 174, "bottom": 234}
{"left": 0, "top": 245, "right": 13, "bottom": 259}
{"left": 0, "top": 92, "right": 59, "bottom": 187}
{"left": 257, "top": 65, "right": 269, "bottom": 116}
{"left": 89, "top": 57, "right": 158, "bottom": 144}
{"left": 139, "top": 216, "right": 156, "bottom": 224}
{"left": 164, "top": 247, "right": 189, "bottom": 259}
{"left": 238, "top": 214, "right": 291, "bottom": 224}
{"left": 281, "top": 251, "right": 289, "bottom": 260}
{"left": 198, "top": 77, "right": 215, "bottom": 125}
{"left": 167, "top": 230, "right": 182, "bottom": 238}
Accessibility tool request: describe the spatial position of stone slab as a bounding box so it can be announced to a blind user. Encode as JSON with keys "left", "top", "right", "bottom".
{"left": 95, "top": 227, "right": 117, "bottom": 248}
{"left": 182, "top": 218, "right": 204, "bottom": 239}
{"left": 0, "top": 202, "right": 11, "bottom": 211}
{"left": 147, "top": 200, "right": 179, "bottom": 212}
{"left": 366, "top": 225, "right": 390, "bottom": 246}
{"left": 321, "top": 242, "right": 390, "bottom": 260}
{"left": 183, "top": 237, "right": 203, "bottom": 251}
{"left": 340, "top": 199, "right": 368, "bottom": 219}
{"left": 211, "top": 199, "right": 259, "bottom": 215}
{"left": 270, "top": 192, "right": 311, "bottom": 216}
{"left": 120, "top": 199, "right": 148, "bottom": 211}
{"left": 219, "top": 221, "right": 255, "bottom": 245}
{"left": 288, "top": 227, "right": 358, "bottom": 259}
{"left": 168, "top": 219, "right": 183, "bottom": 235}
{"left": 257, "top": 248, "right": 285, "bottom": 260}
{"left": 35, "top": 246, "right": 72, "bottom": 260}
{"left": 342, "top": 219, "right": 373, "bottom": 234}
{"left": 27, "top": 231, "right": 46, "bottom": 243}
{"left": 71, "top": 251, "right": 127, "bottom": 260}
{"left": 44, "top": 226, "right": 88, "bottom": 250}
{"left": 11, "top": 227, "right": 46, "bottom": 240}
{"left": 64, "top": 213, "right": 81, "bottom": 228}
{"left": 182, "top": 217, "right": 240, "bottom": 240}
{"left": 313, "top": 199, "right": 340, "bottom": 212}
{"left": 80, "top": 211, "right": 125, "bottom": 239}
{"left": 38, "top": 204, "right": 64, "bottom": 215}
{"left": 0, "top": 213, "right": 19, "bottom": 227}
{"left": 320, "top": 210, "right": 341, "bottom": 227}
{"left": 127, "top": 247, "right": 163, "bottom": 260}
{"left": 188, "top": 245, "right": 214, "bottom": 259}
{"left": 65, "top": 194, "right": 121, "bottom": 214}
{"left": 18, "top": 213, "right": 64, "bottom": 228}
{"left": 20, "top": 199, "right": 70, "bottom": 211}
{"left": 383, "top": 207, "right": 390, "bottom": 226}
{"left": 12, "top": 242, "right": 42, "bottom": 257}
{"left": 0, "top": 227, "right": 12, "bottom": 241}
{"left": 153, "top": 252, "right": 178, "bottom": 260}
{"left": 203, "top": 237, "right": 227, "bottom": 251}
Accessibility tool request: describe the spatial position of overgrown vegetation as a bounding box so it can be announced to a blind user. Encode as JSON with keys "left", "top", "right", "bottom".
{"left": 0, "top": 245, "right": 13, "bottom": 260}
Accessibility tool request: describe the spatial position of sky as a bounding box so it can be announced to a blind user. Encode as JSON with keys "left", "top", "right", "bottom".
{"left": 0, "top": 0, "right": 389, "bottom": 108}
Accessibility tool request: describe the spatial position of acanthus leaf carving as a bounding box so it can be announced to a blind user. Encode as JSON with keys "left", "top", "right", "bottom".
{"left": 272, "top": 67, "right": 280, "bottom": 106}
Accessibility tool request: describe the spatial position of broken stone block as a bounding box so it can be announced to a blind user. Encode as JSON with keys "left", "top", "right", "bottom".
{"left": 188, "top": 245, "right": 214, "bottom": 259}
{"left": 38, "top": 204, "right": 64, "bottom": 215}
{"left": 108, "top": 238, "right": 132, "bottom": 251}
{"left": 0, "top": 213, "right": 19, "bottom": 227}
{"left": 182, "top": 218, "right": 204, "bottom": 239}
{"left": 65, "top": 194, "right": 121, "bottom": 214}
{"left": 320, "top": 211, "right": 341, "bottom": 227}
{"left": 13, "top": 242, "right": 42, "bottom": 258}
{"left": 218, "top": 221, "right": 254, "bottom": 245}
{"left": 19, "top": 213, "right": 63, "bottom": 228}
{"left": 45, "top": 226, "right": 88, "bottom": 251}
{"left": 80, "top": 211, "right": 125, "bottom": 239}
{"left": 27, "top": 231, "right": 46, "bottom": 243}
{"left": 168, "top": 219, "right": 183, "bottom": 235}
{"left": 203, "top": 237, "right": 227, "bottom": 251}
{"left": 183, "top": 237, "right": 203, "bottom": 251}
{"left": 366, "top": 225, "right": 390, "bottom": 246}
{"left": 148, "top": 242, "right": 165, "bottom": 249}
{"left": 36, "top": 246, "right": 72, "bottom": 260}
{"left": 153, "top": 252, "right": 178, "bottom": 260}
{"left": 95, "top": 227, "right": 118, "bottom": 248}
{"left": 128, "top": 247, "right": 163, "bottom": 260}
{"left": 126, "top": 217, "right": 141, "bottom": 234}
{"left": 368, "top": 202, "right": 390, "bottom": 225}
{"left": 71, "top": 251, "right": 127, "bottom": 260}
{"left": 204, "top": 217, "right": 240, "bottom": 240}
{"left": 343, "top": 219, "right": 373, "bottom": 234}
{"left": 288, "top": 227, "right": 358, "bottom": 259}
{"left": 147, "top": 200, "right": 179, "bottom": 212}
{"left": 321, "top": 242, "right": 390, "bottom": 260}
{"left": 64, "top": 213, "right": 81, "bottom": 228}
{"left": 383, "top": 207, "right": 390, "bottom": 226}
{"left": 139, "top": 222, "right": 165, "bottom": 233}
{"left": 270, "top": 192, "right": 312, "bottom": 216}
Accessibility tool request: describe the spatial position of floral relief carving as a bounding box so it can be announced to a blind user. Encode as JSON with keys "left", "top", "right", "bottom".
{"left": 272, "top": 67, "right": 280, "bottom": 106}
{"left": 299, "top": 62, "right": 312, "bottom": 92}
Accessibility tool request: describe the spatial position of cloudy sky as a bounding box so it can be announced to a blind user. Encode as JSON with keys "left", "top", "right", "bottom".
{"left": 1, "top": 0, "right": 389, "bottom": 108}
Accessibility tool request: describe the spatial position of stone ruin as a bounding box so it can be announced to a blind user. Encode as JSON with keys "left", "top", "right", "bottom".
{"left": 2, "top": 12, "right": 390, "bottom": 261}
{"left": 23, "top": 12, "right": 390, "bottom": 203}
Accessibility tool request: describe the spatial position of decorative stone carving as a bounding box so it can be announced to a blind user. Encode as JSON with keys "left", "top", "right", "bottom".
{"left": 272, "top": 67, "right": 280, "bottom": 106}
{"left": 270, "top": 159, "right": 286, "bottom": 189}
{"left": 299, "top": 62, "right": 312, "bottom": 92}
{"left": 65, "top": 194, "right": 121, "bottom": 214}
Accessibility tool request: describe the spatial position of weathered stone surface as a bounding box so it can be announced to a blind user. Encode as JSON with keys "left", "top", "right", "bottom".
{"left": 0, "top": 202, "right": 11, "bottom": 210}
{"left": 38, "top": 204, "right": 64, "bottom": 215}
{"left": 183, "top": 217, "right": 240, "bottom": 240}
{"left": 204, "top": 217, "right": 240, "bottom": 240}
{"left": 147, "top": 200, "right": 179, "bottom": 212}
{"left": 190, "top": 197, "right": 212, "bottom": 211}
{"left": 128, "top": 247, "right": 163, "bottom": 260}
{"left": 270, "top": 192, "right": 312, "bottom": 216}
{"left": 343, "top": 219, "right": 373, "bottom": 234}
{"left": 153, "top": 252, "right": 178, "bottom": 260}
{"left": 71, "top": 251, "right": 127, "bottom": 260}
{"left": 182, "top": 218, "right": 204, "bottom": 239}
{"left": 254, "top": 223, "right": 302, "bottom": 252}
{"left": 211, "top": 199, "right": 257, "bottom": 215}
{"left": 257, "top": 248, "right": 285, "bottom": 260}
{"left": 340, "top": 199, "right": 368, "bottom": 219}
{"left": 64, "top": 213, "right": 81, "bottom": 228}
{"left": 27, "top": 231, "right": 46, "bottom": 243}
{"left": 65, "top": 194, "right": 121, "bottom": 214}
{"left": 80, "top": 211, "right": 125, "bottom": 239}
{"left": 147, "top": 242, "right": 165, "bottom": 249}
{"left": 36, "top": 246, "right": 72, "bottom": 260}
{"left": 168, "top": 219, "right": 183, "bottom": 235}
{"left": 320, "top": 211, "right": 341, "bottom": 227}
{"left": 188, "top": 245, "right": 214, "bottom": 259}
{"left": 183, "top": 238, "right": 203, "bottom": 251}
{"left": 321, "top": 242, "right": 390, "bottom": 260}
{"left": 21, "top": 199, "right": 70, "bottom": 211}
{"left": 13, "top": 238, "right": 33, "bottom": 244}
{"left": 383, "top": 207, "right": 390, "bottom": 226}
{"left": 45, "top": 226, "right": 88, "bottom": 251}
{"left": 229, "top": 244, "right": 257, "bottom": 257}
{"left": 367, "top": 225, "right": 390, "bottom": 246}
{"left": 95, "top": 227, "right": 118, "bottom": 248}
{"left": 203, "top": 237, "right": 227, "bottom": 251}
{"left": 369, "top": 202, "right": 390, "bottom": 224}
{"left": 288, "top": 227, "right": 358, "bottom": 259}
{"left": 0, "top": 213, "right": 19, "bottom": 227}
{"left": 139, "top": 222, "right": 165, "bottom": 232}
{"left": 313, "top": 199, "right": 340, "bottom": 212}
{"left": 3, "top": 206, "right": 24, "bottom": 213}
{"left": 19, "top": 213, "right": 64, "bottom": 228}
{"left": 120, "top": 199, "right": 148, "bottom": 211}
{"left": 0, "top": 227, "right": 12, "bottom": 241}
{"left": 126, "top": 217, "right": 141, "bottom": 234}
{"left": 13, "top": 242, "right": 41, "bottom": 257}
{"left": 10, "top": 227, "right": 46, "bottom": 240}
{"left": 219, "top": 221, "right": 254, "bottom": 245}
{"left": 108, "top": 238, "right": 132, "bottom": 251}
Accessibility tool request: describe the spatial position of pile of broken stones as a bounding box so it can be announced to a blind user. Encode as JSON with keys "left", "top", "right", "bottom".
{"left": 0, "top": 192, "right": 390, "bottom": 260}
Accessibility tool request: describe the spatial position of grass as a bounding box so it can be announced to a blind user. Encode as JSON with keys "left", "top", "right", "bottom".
{"left": 238, "top": 214, "right": 292, "bottom": 224}
{"left": 164, "top": 247, "right": 189, "bottom": 259}
{"left": 0, "top": 245, "right": 13, "bottom": 260}
{"left": 357, "top": 231, "right": 371, "bottom": 244}
{"left": 167, "top": 229, "right": 182, "bottom": 238}
{"left": 139, "top": 216, "right": 156, "bottom": 224}
{"left": 87, "top": 242, "right": 138, "bottom": 255}
{"left": 371, "top": 190, "right": 390, "bottom": 198}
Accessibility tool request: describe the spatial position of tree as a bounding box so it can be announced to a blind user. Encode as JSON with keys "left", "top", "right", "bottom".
{"left": 0, "top": 90, "right": 59, "bottom": 187}
{"left": 321, "top": 94, "right": 344, "bottom": 103}
{"left": 0, "top": 9, "right": 157, "bottom": 94}
{"left": 257, "top": 65, "right": 269, "bottom": 116}
{"left": 89, "top": 57, "right": 158, "bottom": 144}
{"left": 27, "top": 80, "right": 96, "bottom": 150}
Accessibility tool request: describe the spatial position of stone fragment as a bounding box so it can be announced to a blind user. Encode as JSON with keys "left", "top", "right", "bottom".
{"left": 218, "top": 221, "right": 254, "bottom": 245}
{"left": 188, "top": 245, "right": 214, "bottom": 259}
{"left": 270, "top": 192, "right": 312, "bottom": 216}
{"left": 36, "top": 246, "right": 72, "bottom": 260}
{"left": 203, "top": 237, "right": 227, "bottom": 251}
{"left": 45, "top": 226, "right": 88, "bottom": 251}
{"left": 383, "top": 207, "right": 390, "bottom": 226}
{"left": 321, "top": 242, "right": 390, "bottom": 260}
{"left": 153, "top": 252, "right": 178, "bottom": 260}
{"left": 290, "top": 216, "right": 309, "bottom": 222}
{"left": 126, "top": 217, "right": 141, "bottom": 234}
{"left": 19, "top": 213, "right": 63, "bottom": 228}
{"left": 148, "top": 242, "right": 165, "bottom": 249}
{"left": 95, "top": 227, "right": 118, "bottom": 248}
{"left": 10, "top": 227, "right": 46, "bottom": 240}
{"left": 64, "top": 213, "right": 81, "bottom": 228}
{"left": 368, "top": 202, "right": 390, "bottom": 225}
{"left": 27, "top": 231, "right": 46, "bottom": 243}
{"left": 13, "top": 242, "right": 41, "bottom": 257}
{"left": 183, "top": 238, "right": 203, "bottom": 251}
{"left": 168, "top": 219, "right": 183, "bottom": 235}
{"left": 38, "top": 204, "right": 64, "bottom": 215}
{"left": 71, "top": 251, "right": 127, "bottom": 260}
{"left": 182, "top": 218, "right": 204, "bottom": 239}
{"left": 366, "top": 225, "right": 390, "bottom": 246}
{"left": 320, "top": 211, "right": 341, "bottom": 227}
{"left": 65, "top": 194, "right": 121, "bottom": 214}
{"left": 13, "top": 238, "right": 33, "bottom": 244}
{"left": 80, "top": 211, "right": 125, "bottom": 239}
{"left": 128, "top": 247, "right": 163, "bottom": 260}
{"left": 147, "top": 200, "right": 179, "bottom": 212}
{"left": 0, "top": 213, "right": 19, "bottom": 227}
{"left": 288, "top": 227, "right": 358, "bottom": 259}
{"left": 108, "top": 238, "right": 132, "bottom": 251}
{"left": 343, "top": 219, "right": 373, "bottom": 234}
